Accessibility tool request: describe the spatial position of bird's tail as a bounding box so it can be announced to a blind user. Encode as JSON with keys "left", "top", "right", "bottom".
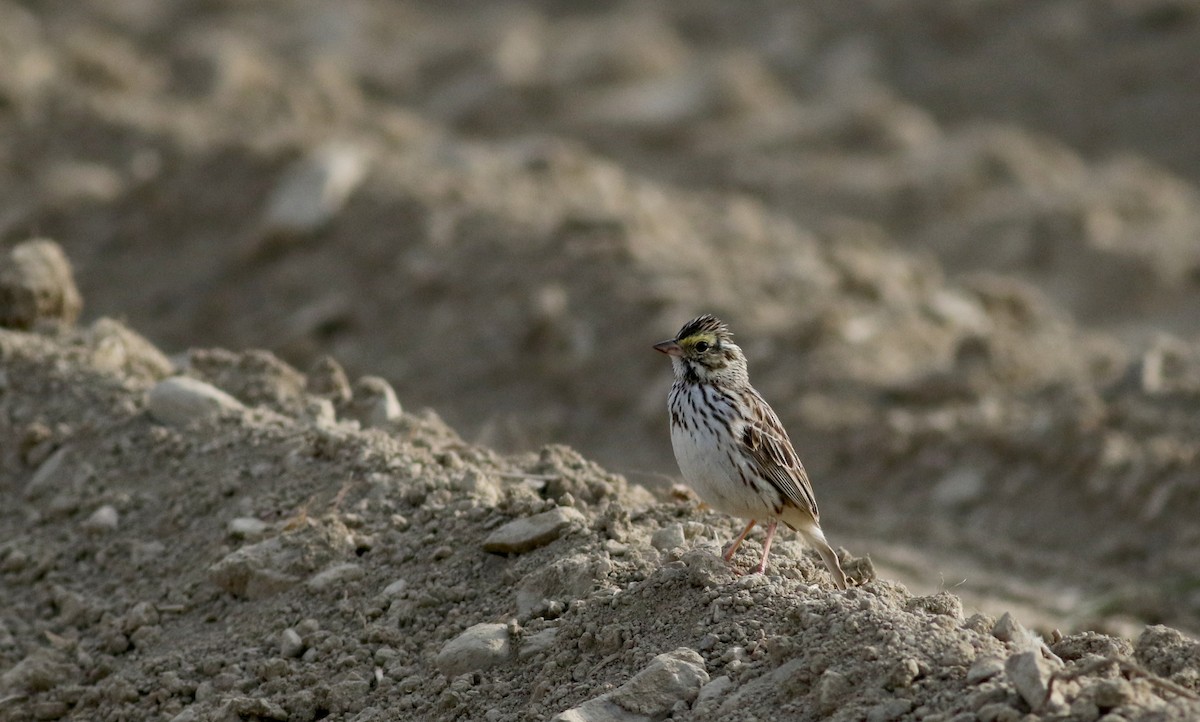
{"left": 787, "top": 513, "right": 848, "bottom": 590}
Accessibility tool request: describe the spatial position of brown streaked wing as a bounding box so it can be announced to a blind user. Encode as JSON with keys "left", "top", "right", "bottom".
{"left": 739, "top": 388, "right": 821, "bottom": 521}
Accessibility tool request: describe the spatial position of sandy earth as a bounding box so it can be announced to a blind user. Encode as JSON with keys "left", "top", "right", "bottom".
{"left": 1, "top": 315, "right": 1199, "bottom": 721}
{"left": 3, "top": 1, "right": 1200, "bottom": 720}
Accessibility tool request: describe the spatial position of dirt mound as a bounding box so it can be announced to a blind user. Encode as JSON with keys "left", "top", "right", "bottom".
{"left": 0, "top": 47, "right": 1083, "bottom": 472}
{"left": 2, "top": 318, "right": 1198, "bottom": 721}
{"left": 6, "top": 2, "right": 1200, "bottom": 716}
{"left": 5, "top": 0, "right": 1192, "bottom": 472}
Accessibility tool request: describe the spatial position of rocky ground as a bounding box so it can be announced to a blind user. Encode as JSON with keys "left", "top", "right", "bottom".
{"left": 3, "top": 1, "right": 1200, "bottom": 720}
{"left": 1, "top": 304, "right": 1198, "bottom": 722}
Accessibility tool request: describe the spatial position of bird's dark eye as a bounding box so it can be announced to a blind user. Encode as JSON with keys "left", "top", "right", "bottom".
{"left": 694, "top": 341, "right": 710, "bottom": 352}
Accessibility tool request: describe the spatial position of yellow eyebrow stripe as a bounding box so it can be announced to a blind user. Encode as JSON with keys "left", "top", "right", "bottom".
{"left": 679, "top": 332, "right": 718, "bottom": 347}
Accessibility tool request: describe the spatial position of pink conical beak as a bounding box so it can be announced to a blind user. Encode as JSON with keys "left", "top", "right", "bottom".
{"left": 654, "top": 340, "right": 683, "bottom": 357}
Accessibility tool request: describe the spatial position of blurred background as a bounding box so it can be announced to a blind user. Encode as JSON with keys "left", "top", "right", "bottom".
{"left": 3, "top": 0, "right": 1200, "bottom": 633}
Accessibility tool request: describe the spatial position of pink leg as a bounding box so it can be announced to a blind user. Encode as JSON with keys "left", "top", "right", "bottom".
{"left": 751, "top": 520, "right": 778, "bottom": 574}
{"left": 723, "top": 519, "right": 757, "bottom": 562}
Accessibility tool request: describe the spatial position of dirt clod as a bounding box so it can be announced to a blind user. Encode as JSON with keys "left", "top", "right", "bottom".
{"left": 0, "top": 240, "right": 81, "bottom": 330}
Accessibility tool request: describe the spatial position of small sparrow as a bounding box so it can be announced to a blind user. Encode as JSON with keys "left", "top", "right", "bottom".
{"left": 655, "top": 314, "right": 848, "bottom": 589}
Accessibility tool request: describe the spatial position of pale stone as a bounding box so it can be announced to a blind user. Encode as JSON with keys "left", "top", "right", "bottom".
{"left": 382, "top": 579, "right": 407, "bottom": 597}
{"left": 228, "top": 517, "right": 269, "bottom": 539}
{"left": 306, "top": 563, "right": 365, "bottom": 591}
{"left": 483, "top": 507, "right": 585, "bottom": 554}
{"left": 1006, "top": 650, "right": 1060, "bottom": 710}
{"left": 552, "top": 648, "right": 708, "bottom": 722}
{"left": 435, "top": 623, "right": 511, "bottom": 677}
{"left": 280, "top": 628, "right": 304, "bottom": 658}
{"left": 967, "top": 656, "right": 1005, "bottom": 685}
{"left": 208, "top": 538, "right": 302, "bottom": 599}
{"left": 347, "top": 376, "right": 402, "bottom": 428}
{"left": 991, "top": 612, "right": 1027, "bottom": 643}
{"left": 518, "top": 628, "right": 559, "bottom": 660}
{"left": 932, "top": 467, "right": 986, "bottom": 507}
{"left": 0, "top": 239, "right": 81, "bottom": 329}
{"left": 147, "top": 376, "right": 244, "bottom": 427}
{"left": 651, "top": 524, "right": 686, "bottom": 551}
{"left": 82, "top": 505, "right": 119, "bottom": 533}
{"left": 261, "top": 142, "right": 368, "bottom": 235}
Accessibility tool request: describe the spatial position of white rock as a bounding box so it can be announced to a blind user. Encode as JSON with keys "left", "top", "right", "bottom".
{"left": 518, "top": 628, "right": 559, "bottom": 660}
{"left": 208, "top": 537, "right": 302, "bottom": 599}
{"left": 483, "top": 507, "right": 585, "bottom": 554}
{"left": 228, "top": 517, "right": 270, "bottom": 539}
{"left": 991, "top": 612, "right": 1028, "bottom": 643}
{"left": 82, "top": 505, "right": 119, "bottom": 533}
{"left": 651, "top": 524, "right": 686, "bottom": 551}
{"left": 348, "top": 376, "right": 402, "bottom": 428}
{"left": 382, "top": 579, "right": 407, "bottom": 597}
{"left": 1006, "top": 650, "right": 1061, "bottom": 710}
{"left": 931, "top": 467, "right": 986, "bottom": 507}
{"left": 967, "top": 655, "right": 1005, "bottom": 684}
{"left": 307, "top": 563, "right": 365, "bottom": 591}
{"left": 435, "top": 623, "right": 511, "bottom": 677}
{"left": 692, "top": 674, "right": 734, "bottom": 715}
{"left": 452, "top": 469, "right": 501, "bottom": 506}
{"left": 280, "top": 628, "right": 304, "bottom": 658}
{"left": 25, "top": 446, "right": 71, "bottom": 499}
{"left": 816, "top": 669, "right": 852, "bottom": 715}
{"left": 516, "top": 554, "right": 611, "bottom": 618}
{"left": 261, "top": 142, "right": 368, "bottom": 235}
{"left": 147, "top": 376, "right": 244, "bottom": 427}
{"left": 553, "top": 648, "right": 708, "bottom": 722}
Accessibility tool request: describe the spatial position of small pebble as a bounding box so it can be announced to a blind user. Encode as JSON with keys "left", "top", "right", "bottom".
{"left": 259, "top": 142, "right": 368, "bottom": 236}
{"left": 280, "top": 628, "right": 304, "bottom": 658}
{"left": 82, "top": 505, "right": 119, "bottom": 533}
{"left": 147, "top": 376, "right": 244, "bottom": 427}
{"left": 348, "top": 376, "right": 402, "bottom": 428}
{"left": 228, "top": 517, "right": 269, "bottom": 539}
{"left": 307, "top": 563, "right": 365, "bottom": 591}
{"left": 967, "top": 656, "right": 1005, "bottom": 684}
{"left": 1006, "top": 650, "right": 1058, "bottom": 710}
{"left": 435, "top": 623, "right": 511, "bottom": 677}
{"left": 382, "top": 579, "right": 407, "bottom": 597}
{"left": 0, "top": 238, "right": 82, "bottom": 329}
{"left": 651, "top": 523, "right": 686, "bottom": 551}
{"left": 483, "top": 507, "right": 585, "bottom": 554}
{"left": 991, "top": 612, "right": 1027, "bottom": 643}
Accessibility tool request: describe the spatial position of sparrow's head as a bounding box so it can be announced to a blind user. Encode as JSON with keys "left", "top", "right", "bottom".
{"left": 654, "top": 314, "right": 748, "bottom": 385}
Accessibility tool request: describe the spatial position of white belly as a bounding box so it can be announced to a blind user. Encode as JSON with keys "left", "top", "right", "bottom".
{"left": 669, "top": 384, "right": 778, "bottom": 520}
